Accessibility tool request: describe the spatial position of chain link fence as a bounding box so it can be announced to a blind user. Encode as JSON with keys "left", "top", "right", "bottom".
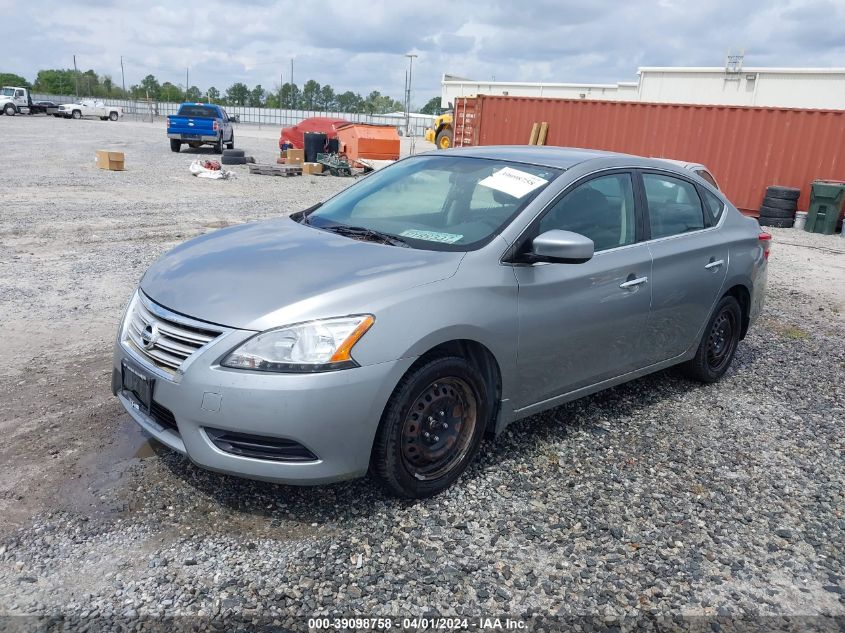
{"left": 32, "top": 93, "right": 436, "bottom": 136}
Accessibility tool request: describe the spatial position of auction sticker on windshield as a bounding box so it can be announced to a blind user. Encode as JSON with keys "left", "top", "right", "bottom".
{"left": 479, "top": 167, "right": 548, "bottom": 198}
{"left": 400, "top": 229, "right": 464, "bottom": 244}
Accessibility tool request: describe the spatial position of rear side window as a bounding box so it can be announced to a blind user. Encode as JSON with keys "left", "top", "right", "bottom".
{"left": 701, "top": 188, "right": 726, "bottom": 223}
{"left": 178, "top": 105, "right": 218, "bottom": 118}
{"left": 539, "top": 173, "right": 637, "bottom": 252}
{"left": 643, "top": 173, "right": 706, "bottom": 239}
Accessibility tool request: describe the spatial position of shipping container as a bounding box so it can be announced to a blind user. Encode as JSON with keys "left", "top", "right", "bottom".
{"left": 458, "top": 95, "right": 845, "bottom": 215}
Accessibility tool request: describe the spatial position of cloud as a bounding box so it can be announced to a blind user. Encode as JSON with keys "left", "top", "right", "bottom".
{"left": 4, "top": 0, "right": 842, "bottom": 106}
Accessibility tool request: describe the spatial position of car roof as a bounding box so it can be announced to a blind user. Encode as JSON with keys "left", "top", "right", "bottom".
{"left": 441, "top": 145, "right": 633, "bottom": 169}
{"left": 655, "top": 157, "right": 709, "bottom": 171}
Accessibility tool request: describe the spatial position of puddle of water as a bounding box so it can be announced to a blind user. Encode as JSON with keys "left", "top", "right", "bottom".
{"left": 57, "top": 415, "right": 159, "bottom": 517}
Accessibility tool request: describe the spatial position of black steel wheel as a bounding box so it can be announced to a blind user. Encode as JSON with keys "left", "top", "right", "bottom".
{"left": 683, "top": 295, "right": 742, "bottom": 383}
{"left": 373, "top": 356, "right": 490, "bottom": 498}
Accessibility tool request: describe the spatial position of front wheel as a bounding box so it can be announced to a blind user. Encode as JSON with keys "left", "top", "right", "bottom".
{"left": 683, "top": 295, "right": 742, "bottom": 383}
{"left": 169, "top": 139, "right": 181, "bottom": 153}
{"left": 435, "top": 128, "right": 453, "bottom": 149}
{"left": 372, "top": 356, "right": 489, "bottom": 498}
{"left": 71, "top": 110, "right": 82, "bottom": 119}
{"left": 4, "top": 103, "right": 15, "bottom": 116}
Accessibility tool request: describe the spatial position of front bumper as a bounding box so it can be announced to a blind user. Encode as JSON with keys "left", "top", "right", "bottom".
{"left": 112, "top": 333, "right": 415, "bottom": 485}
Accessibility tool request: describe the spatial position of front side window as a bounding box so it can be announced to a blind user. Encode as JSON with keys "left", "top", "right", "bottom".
{"left": 538, "top": 173, "right": 637, "bottom": 252}
{"left": 643, "top": 173, "right": 705, "bottom": 239}
{"left": 306, "top": 155, "right": 560, "bottom": 251}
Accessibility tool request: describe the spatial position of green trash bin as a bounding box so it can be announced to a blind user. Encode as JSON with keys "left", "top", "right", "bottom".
{"left": 805, "top": 180, "right": 845, "bottom": 235}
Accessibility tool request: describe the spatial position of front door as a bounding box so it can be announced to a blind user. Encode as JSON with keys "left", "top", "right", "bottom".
{"left": 513, "top": 171, "right": 653, "bottom": 408}
{"left": 639, "top": 171, "right": 729, "bottom": 362}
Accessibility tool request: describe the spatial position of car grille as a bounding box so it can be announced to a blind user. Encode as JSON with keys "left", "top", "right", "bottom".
{"left": 123, "top": 293, "right": 224, "bottom": 374}
{"left": 150, "top": 400, "right": 180, "bottom": 435}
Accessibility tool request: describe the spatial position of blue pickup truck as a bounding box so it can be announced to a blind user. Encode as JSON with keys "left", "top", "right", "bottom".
{"left": 167, "top": 103, "right": 235, "bottom": 153}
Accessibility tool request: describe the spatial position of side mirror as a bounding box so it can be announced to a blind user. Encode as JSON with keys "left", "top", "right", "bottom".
{"left": 531, "top": 229, "right": 594, "bottom": 263}
{"left": 230, "top": 114, "right": 240, "bottom": 123}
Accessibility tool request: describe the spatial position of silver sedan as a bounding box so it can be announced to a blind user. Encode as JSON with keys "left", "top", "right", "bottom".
{"left": 112, "top": 146, "right": 769, "bottom": 497}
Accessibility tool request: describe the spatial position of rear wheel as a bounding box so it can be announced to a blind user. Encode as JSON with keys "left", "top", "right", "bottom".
{"left": 435, "top": 128, "right": 453, "bottom": 150}
{"left": 372, "top": 356, "right": 489, "bottom": 498}
{"left": 683, "top": 295, "right": 742, "bottom": 383}
{"left": 226, "top": 132, "right": 235, "bottom": 150}
{"left": 169, "top": 139, "right": 181, "bottom": 153}
{"left": 109, "top": 111, "right": 118, "bottom": 121}
{"left": 214, "top": 136, "right": 224, "bottom": 153}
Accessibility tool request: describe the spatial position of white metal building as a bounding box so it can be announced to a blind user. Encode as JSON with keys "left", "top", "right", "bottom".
{"left": 441, "top": 67, "right": 845, "bottom": 110}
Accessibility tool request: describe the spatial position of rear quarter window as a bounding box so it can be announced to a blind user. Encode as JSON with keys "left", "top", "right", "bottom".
{"left": 701, "top": 188, "right": 726, "bottom": 223}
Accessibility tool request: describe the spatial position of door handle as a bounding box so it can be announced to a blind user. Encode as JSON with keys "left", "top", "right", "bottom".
{"left": 705, "top": 259, "right": 725, "bottom": 270}
{"left": 619, "top": 276, "right": 648, "bottom": 289}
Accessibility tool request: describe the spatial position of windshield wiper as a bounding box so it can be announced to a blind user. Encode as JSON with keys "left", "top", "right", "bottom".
{"left": 321, "top": 224, "right": 410, "bottom": 248}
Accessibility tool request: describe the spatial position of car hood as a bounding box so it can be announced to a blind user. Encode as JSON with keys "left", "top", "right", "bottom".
{"left": 140, "top": 217, "right": 464, "bottom": 331}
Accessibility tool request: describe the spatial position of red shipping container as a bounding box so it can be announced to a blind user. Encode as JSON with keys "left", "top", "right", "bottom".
{"left": 459, "top": 95, "right": 845, "bottom": 216}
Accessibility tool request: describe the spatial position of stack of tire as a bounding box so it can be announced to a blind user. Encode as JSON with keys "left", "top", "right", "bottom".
{"left": 758, "top": 186, "right": 800, "bottom": 228}
{"left": 221, "top": 149, "right": 246, "bottom": 166}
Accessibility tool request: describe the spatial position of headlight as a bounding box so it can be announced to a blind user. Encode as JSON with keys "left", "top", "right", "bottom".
{"left": 221, "top": 315, "right": 375, "bottom": 373}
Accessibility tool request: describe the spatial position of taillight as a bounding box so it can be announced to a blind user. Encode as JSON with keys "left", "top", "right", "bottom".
{"left": 758, "top": 231, "right": 772, "bottom": 260}
{"left": 213, "top": 120, "right": 219, "bottom": 132}
{"left": 166, "top": 116, "right": 171, "bottom": 126}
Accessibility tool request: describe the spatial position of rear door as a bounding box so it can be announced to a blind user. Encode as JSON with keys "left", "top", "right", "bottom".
{"left": 639, "top": 170, "right": 728, "bottom": 363}
{"left": 512, "top": 170, "right": 653, "bottom": 407}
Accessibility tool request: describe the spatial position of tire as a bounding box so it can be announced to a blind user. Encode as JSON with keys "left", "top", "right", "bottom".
{"left": 761, "top": 196, "right": 797, "bottom": 210}
{"left": 214, "top": 136, "right": 224, "bottom": 153}
{"left": 226, "top": 132, "right": 235, "bottom": 150}
{"left": 4, "top": 103, "right": 16, "bottom": 116}
{"left": 372, "top": 355, "right": 490, "bottom": 498}
{"left": 683, "top": 295, "right": 742, "bottom": 383}
{"left": 758, "top": 215, "right": 795, "bottom": 228}
{"left": 169, "top": 139, "right": 181, "bottom": 153}
{"left": 435, "top": 128, "right": 453, "bottom": 150}
{"left": 759, "top": 205, "right": 796, "bottom": 219}
{"left": 221, "top": 155, "right": 246, "bottom": 165}
{"left": 109, "top": 111, "right": 118, "bottom": 121}
{"left": 765, "top": 186, "right": 800, "bottom": 200}
{"left": 71, "top": 110, "right": 81, "bottom": 120}
{"left": 222, "top": 148, "right": 244, "bottom": 157}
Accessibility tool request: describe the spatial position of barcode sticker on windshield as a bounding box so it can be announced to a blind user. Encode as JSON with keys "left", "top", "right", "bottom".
{"left": 478, "top": 167, "right": 548, "bottom": 198}
{"left": 400, "top": 229, "right": 463, "bottom": 244}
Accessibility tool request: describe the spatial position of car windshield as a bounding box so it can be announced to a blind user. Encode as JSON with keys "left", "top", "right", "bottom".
{"left": 305, "top": 155, "right": 560, "bottom": 251}
{"left": 178, "top": 105, "right": 218, "bottom": 118}
{"left": 1, "top": 88, "right": 14, "bottom": 96}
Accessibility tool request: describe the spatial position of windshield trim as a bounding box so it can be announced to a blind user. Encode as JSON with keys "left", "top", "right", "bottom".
{"left": 304, "top": 155, "right": 563, "bottom": 253}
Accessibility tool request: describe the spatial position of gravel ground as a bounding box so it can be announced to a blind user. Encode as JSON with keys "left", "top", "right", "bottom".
{"left": 0, "top": 115, "right": 843, "bottom": 631}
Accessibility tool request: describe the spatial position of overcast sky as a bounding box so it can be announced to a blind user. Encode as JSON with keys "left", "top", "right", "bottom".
{"left": 3, "top": 0, "right": 844, "bottom": 105}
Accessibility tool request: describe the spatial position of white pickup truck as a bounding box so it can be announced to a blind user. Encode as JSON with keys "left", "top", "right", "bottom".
{"left": 58, "top": 100, "right": 122, "bottom": 121}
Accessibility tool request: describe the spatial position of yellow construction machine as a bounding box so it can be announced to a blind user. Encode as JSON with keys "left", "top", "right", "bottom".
{"left": 424, "top": 111, "right": 454, "bottom": 149}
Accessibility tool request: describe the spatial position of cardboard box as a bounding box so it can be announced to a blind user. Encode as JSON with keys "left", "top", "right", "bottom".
{"left": 302, "top": 162, "right": 323, "bottom": 175}
{"left": 96, "top": 150, "right": 125, "bottom": 171}
{"left": 285, "top": 148, "right": 304, "bottom": 165}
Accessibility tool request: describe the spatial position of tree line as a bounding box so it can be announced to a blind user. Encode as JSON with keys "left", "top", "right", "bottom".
{"left": 0, "top": 69, "right": 441, "bottom": 115}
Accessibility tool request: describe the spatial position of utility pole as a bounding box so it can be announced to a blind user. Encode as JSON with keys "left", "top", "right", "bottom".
{"left": 405, "top": 53, "right": 417, "bottom": 137}
{"left": 120, "top": 56, "right": 126, "bottom": 96}
{"left": 73, "top": 54, "right": 79, "bottom": 97}
{"left": 290, "top": 59, "right": 294, "bottom": 90}
{"left": 186, "top": 67, "right": 189, "bottom": 100}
